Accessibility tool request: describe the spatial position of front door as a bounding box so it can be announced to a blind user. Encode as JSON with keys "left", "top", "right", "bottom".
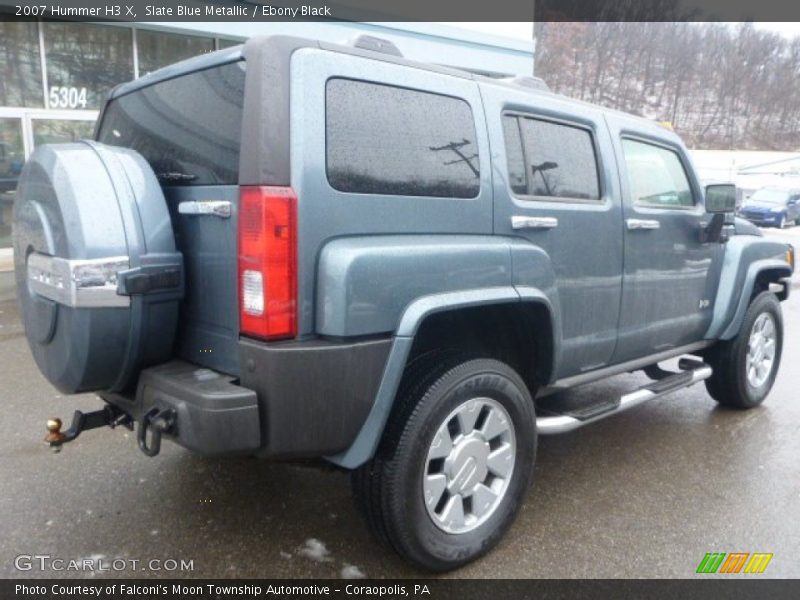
{"left": 609, "top": 123, "right": 723, "bottom": 363}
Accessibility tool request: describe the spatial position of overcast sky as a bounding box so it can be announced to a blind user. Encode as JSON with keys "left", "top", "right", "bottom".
{"left": 444, "top": 22, "right": 800, "bottom": 43}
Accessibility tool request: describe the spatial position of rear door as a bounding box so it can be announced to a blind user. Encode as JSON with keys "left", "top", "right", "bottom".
{"left": 607, "top": 118, "right": 723, "bottom": 363}
{"left": 481, "top": 84, "right": 624, "bottom": 379}
{"left": 98, "top": 59, "right": 246, "bottom": 375}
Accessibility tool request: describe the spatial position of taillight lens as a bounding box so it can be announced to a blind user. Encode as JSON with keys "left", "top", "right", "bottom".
{"left": 238, "top": 186, "right": 297, "bottom": 340}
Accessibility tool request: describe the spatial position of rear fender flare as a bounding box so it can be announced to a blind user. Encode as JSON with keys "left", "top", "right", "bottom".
{"left": 327, "top": 287, "right": 555, "bottom": 469}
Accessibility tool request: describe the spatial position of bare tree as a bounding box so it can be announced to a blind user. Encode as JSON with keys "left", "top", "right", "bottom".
{"left": 535, "top": 22, "right": 800, "bottom": 151}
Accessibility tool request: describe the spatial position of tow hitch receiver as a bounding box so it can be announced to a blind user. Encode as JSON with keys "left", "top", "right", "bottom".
{"left": 44, "top": 405, "right": 133, "bottom": 452}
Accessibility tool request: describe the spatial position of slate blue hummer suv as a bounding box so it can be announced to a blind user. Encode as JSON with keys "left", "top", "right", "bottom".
{"left": 12, "top": 35, "right": 794, "bottom": 571}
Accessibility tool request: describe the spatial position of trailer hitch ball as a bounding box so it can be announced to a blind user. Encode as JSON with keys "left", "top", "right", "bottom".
{"left": 43, "top": 406, "right": 132, "bottom": 452}
{"left": 45, "top": 418, "right": 66, "bottom": 452}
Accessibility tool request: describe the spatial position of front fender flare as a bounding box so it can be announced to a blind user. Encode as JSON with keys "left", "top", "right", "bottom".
{"left": 706, "top": 235, "right": 792, "bottom": 341}
{"left": 719, "top": 260, "right": 791, "bottom": 340}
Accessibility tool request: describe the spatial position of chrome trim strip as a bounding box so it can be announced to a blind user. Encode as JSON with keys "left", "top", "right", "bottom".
{"left": 178, "top": 200, "right": 232, "bottom": 218}
{"left": 27, "top": 253, "right": 130, "bottom": 308}
{"left": 511, "top": 215, "right": 559, "bottom": 230}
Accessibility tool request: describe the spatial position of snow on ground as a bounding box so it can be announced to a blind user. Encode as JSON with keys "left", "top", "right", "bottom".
{"left": 297, "top": 538, "right": 332, "bottom": 562}
{"left": 340, "top": 564, "right": 367, "bottom": 579}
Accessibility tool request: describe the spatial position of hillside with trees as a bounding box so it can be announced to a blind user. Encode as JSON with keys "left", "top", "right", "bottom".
{"left": 534, "top": 22, "right": 800, "bottom": 151}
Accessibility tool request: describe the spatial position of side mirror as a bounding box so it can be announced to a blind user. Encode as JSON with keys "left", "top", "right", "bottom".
{"left": 705, "top": 184, "right": 737, "bottom": 214}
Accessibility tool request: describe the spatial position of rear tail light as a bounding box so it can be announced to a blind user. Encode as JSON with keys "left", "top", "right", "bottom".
{"left": 238, "top": 186, "right": 297, "bottom": 340}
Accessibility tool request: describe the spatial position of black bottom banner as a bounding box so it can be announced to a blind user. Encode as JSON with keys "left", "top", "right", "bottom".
{"left": 3, "top": 579, "right": 800, "bottom": 600}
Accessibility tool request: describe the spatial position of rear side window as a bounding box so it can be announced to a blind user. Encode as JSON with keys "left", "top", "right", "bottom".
{"left": 326, "top": 78, "right": 480, "bottom": 198}
{"left": 503, "top": 115, "right": 600, "bottom": 201}
{"left": 622, "top": 139, "right": 694, "bottom": 208}
{"left": 98, "top": 61, "right": 245, "bottom": 186}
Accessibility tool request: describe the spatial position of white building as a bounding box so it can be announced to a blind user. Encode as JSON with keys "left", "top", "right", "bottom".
{"left": 0, "top": 18, "right": 534, "bottom": 258}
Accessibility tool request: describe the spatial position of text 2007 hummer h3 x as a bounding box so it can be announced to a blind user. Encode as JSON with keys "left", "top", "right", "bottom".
{"left": 13, "top": 35, "right": 794, "bottom": 571}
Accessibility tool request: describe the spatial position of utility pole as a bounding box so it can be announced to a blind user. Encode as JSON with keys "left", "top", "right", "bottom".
{"left": 429, "top": 139, "right": 479, "bottom": 177}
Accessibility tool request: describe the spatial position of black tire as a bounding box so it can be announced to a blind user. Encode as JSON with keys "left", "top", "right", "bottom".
{"left": 777, "top": 215, "right": 786, "bottom": 229}
{"left": 704, "top": 292, "right": 783, "bottom": 409}
{"left": 351, "top": 349, "right": 466, "bottom": 546}
{"left": 352, "top": 357, "right": 536, "bottom": 572}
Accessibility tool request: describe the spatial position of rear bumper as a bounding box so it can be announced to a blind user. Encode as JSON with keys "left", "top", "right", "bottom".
{"left": 102, "top": 336, "right": 391, "bottom": 459}
{"left": 239, "top": 336, "right": 392, "bottom": 459}
{"left": 103, "top": 361, "right": 261, "bottom": 456}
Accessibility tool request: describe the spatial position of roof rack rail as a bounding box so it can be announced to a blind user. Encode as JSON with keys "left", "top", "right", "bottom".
{"left": 348, "top": 35, "right": 403, "bottom": 57}
{"left": 501, "top": 76, "right": 550, "bottom": 92}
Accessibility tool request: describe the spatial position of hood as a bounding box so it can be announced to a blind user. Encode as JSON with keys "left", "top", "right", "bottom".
{"left": 742, "top": 202, "right": 783, "bottom": 211}
{"left": 734, "top": 217, "right": 763, "bottom": 236}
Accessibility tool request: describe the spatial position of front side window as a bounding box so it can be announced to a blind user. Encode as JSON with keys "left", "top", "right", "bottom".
{"left": 503, "top": 115, "right": 600, "bottom": 201}
{"left": 622, "top": 139, "right": 694, "bottom": 208}
{"left": 326, "top": 79, "right": 480, "bottom": 198}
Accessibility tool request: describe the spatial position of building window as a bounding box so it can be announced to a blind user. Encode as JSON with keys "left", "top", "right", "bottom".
{"left": 32, "top": 119, "right": 95, "bottom": 146}
{"left": 0, "top": 21, "right": 44, "bottom": 107}
{"left": 326, "top": 78, "right": 480, "bottom": 198}
{"left": 43, "top": 22, "right": 134, "bottom": 110}
{"left": 503, "top": 114, "right": 600, "bottom": 201}
{"left": 622, "top": 139, "right": 694, "bottom": 208}
{"left": 136, "top": 30, "right": 215, "bottom": 77}
{"left": 0, "top": 118, "right": 24, "bottom": 248}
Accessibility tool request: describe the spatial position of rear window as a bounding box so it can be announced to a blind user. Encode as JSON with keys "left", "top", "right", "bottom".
{"left": 503, "top": 114, "right": 600, "bottom": 201}
{"left": 97, "top": 61, "right": 245, "bottom": 186}
{"left": 326, "top": 78, "right": 480, "bottom": 198}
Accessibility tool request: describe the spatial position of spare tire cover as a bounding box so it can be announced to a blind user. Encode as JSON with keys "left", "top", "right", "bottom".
{"left": 13, "top": 141, "right": 183, "bottom": 394}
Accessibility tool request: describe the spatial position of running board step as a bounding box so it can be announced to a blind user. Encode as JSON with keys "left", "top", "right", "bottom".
{"left": 536, "top": 359, "right": 712, "bottom": 435}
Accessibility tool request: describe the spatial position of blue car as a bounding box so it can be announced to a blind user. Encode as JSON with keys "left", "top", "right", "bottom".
{"left": 739, "top": 187, "right": 800, "bottom": 228}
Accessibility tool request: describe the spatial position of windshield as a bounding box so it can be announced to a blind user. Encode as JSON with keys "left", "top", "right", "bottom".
{"left": 749, "top": 189, "right": 790, "bottom": 205}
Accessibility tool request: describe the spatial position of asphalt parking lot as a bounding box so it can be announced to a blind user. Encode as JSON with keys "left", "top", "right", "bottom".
{"left": 1, "top": 226, "right": 799, "bottom": 579}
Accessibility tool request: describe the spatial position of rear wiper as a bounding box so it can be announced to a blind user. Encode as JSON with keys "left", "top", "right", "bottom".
{"left": 156, "top": 172, "right": 198, "bottom": 183}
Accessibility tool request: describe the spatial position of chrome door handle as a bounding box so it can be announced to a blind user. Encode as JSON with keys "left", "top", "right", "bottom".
{"left": 626, "top": 218, "right": 660, "bottom": 230}
{"left": 511, "top": 216, "right": 559, "bottom": 230}
{"left": 178, "top": 200, "right": 232, "bottom": 219}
